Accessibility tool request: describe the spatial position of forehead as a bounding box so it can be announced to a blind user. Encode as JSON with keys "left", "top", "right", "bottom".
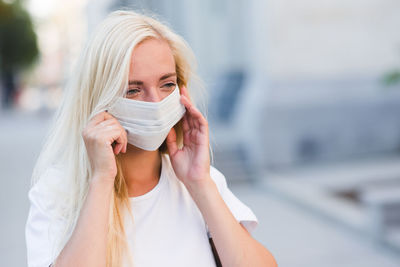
{"left": 129, "top": 38, "right": 175, "bottom": 79}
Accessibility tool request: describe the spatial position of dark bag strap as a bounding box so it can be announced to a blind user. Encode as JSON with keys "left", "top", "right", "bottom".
{"left": 209, "top": 236, "right": 222, "bottom": 267}
{"left": 206, "top": 223, "right": 222, "bottom": 267}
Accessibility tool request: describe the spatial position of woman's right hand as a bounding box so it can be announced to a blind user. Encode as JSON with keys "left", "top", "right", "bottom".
{"left": 82, "top": 111, "right": 127, "bottom": 183}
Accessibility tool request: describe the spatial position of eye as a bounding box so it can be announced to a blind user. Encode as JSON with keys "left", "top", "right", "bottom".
{"left": 126, "top": 88, "right": 141, "bottom": 97}
{"left": 162, "top": 83, "right": 176, "bottom": 90}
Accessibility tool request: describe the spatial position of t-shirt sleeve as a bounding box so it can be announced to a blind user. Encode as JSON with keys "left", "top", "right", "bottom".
{"left": 209, "top": 166, "right": 259, "bottom": 234}
{"left": 25, "top": 167, "right": 67, "bottom": 267}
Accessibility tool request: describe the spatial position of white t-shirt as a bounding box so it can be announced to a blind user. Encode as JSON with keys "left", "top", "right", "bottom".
{"left": 25, "top": 154, "right": 258, "bottom": 267}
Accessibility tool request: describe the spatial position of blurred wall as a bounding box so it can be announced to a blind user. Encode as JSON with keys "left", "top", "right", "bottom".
{"left": 233, "top": 0, "right": 400, "bottom": 169}
{"left": 265, "top": 0, "right": 400, "bottom": 80}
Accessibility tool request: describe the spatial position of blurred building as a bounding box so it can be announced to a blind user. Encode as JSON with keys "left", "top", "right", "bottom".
{"left": 233, "top": 0, "right": 400, "bottom": 170}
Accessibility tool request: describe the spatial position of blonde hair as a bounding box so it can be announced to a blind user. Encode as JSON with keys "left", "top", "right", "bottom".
{"left": 31, "top": 10, "right": 205, "bottom": 267}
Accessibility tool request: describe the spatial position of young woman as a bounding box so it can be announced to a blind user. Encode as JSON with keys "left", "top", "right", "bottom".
{"left": 25, "top": 10, "right": 277, "bottom": 267}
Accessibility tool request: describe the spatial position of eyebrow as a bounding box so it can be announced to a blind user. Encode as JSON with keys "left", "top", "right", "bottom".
{"left": 128, "top": 72, "right": 177, "bottom": 86}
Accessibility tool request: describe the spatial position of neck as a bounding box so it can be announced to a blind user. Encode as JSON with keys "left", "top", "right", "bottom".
{"left": 119, "top": 144, "right": 162, "bottom": 197}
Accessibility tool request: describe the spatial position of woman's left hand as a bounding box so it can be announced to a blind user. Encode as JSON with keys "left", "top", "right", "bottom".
{"left": 166, "top": 85, "right": 211, "bottom": 188}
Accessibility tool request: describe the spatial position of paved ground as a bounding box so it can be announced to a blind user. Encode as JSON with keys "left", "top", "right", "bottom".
{"left": 231, "top": 183, "right": 400, "bottom": 267}
{"left": 1, "top": 110, "right": 399, "bottom": 266}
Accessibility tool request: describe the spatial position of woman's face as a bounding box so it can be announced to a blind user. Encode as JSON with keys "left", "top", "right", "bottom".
{"left": 126, "top": 38, "right": 177, "bottom": 102}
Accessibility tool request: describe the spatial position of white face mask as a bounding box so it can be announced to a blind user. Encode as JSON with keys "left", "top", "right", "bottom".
{"left": 108, "top": 86, "right": 186, "bottom": 151}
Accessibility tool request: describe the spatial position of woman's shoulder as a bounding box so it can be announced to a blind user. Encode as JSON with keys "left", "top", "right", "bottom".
{"left": 28, "top": 165, "right": 67, "bottom": 212}
{"left": 209, "top": 165, "right": 229, "bottom": 192}
{"left": 209, "top": 165, "right": 259, "bottom": 233}
{"left": 30, "top": 165, "right": 66, "bottom": 191}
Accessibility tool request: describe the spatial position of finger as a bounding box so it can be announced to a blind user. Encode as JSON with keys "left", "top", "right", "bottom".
{"left": 181, "top": 88, "right": 197, "bottom": 130}
{"left": 188, "top": 111, "right": 207, "bottom": 137}
{"left": 183, "top": 97, "right": 207, "bottom": 126}
{"left": 182, "top": 113, "right": 190, "bottom": 132}
{"left": 122, "top": 128, "right": 128, "bottom": 153}
{"left": 114, "top": 130, "right": 127, "bottom": 155}
{"left": 181, "top": 95, "right": 207, "bottom": 130}
{"left": 180, "top": 85, "right": 191, "bottom": 101}
{"left": 94, "top": 118, "right": 128, "bottom": 153}
{"left": 107, "top": 118, "right": 128, "bottom": 153}
{"left": 87, "top": 111, "right": 116, "bottom": 129}
{"left": 166, "top": 128, "right": 178, "bottom": 156}
{"left": 114, "top": 142, "right": 123, "bottom": 155}
{"left": 106, "top": 116, "right": 127, "bottom": 153}
{"left": 112, "top": 136, "right": 124, "bottom": 154}
{"left": 86, "top": 111, "right": 107, "bottom": 129}
{"left": 187, "top": 111, "right": 195, "bottom": 130}
{"left": 181, "top": 115, "right": 191, "bottom": 146}
{"left": 97, "top": 118, "right": 118, "bottom": 128}
{"left": 92, "top": 120, "right": 119, "bottom": 133}
{"left": 111, "top": 128, "right": 125, "bottom": 149}
{"left": 100, "top": 127, "right": 126, "bottom": 151}
{"left": 180, "top": 96, "right": 195, "bottom": 129}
